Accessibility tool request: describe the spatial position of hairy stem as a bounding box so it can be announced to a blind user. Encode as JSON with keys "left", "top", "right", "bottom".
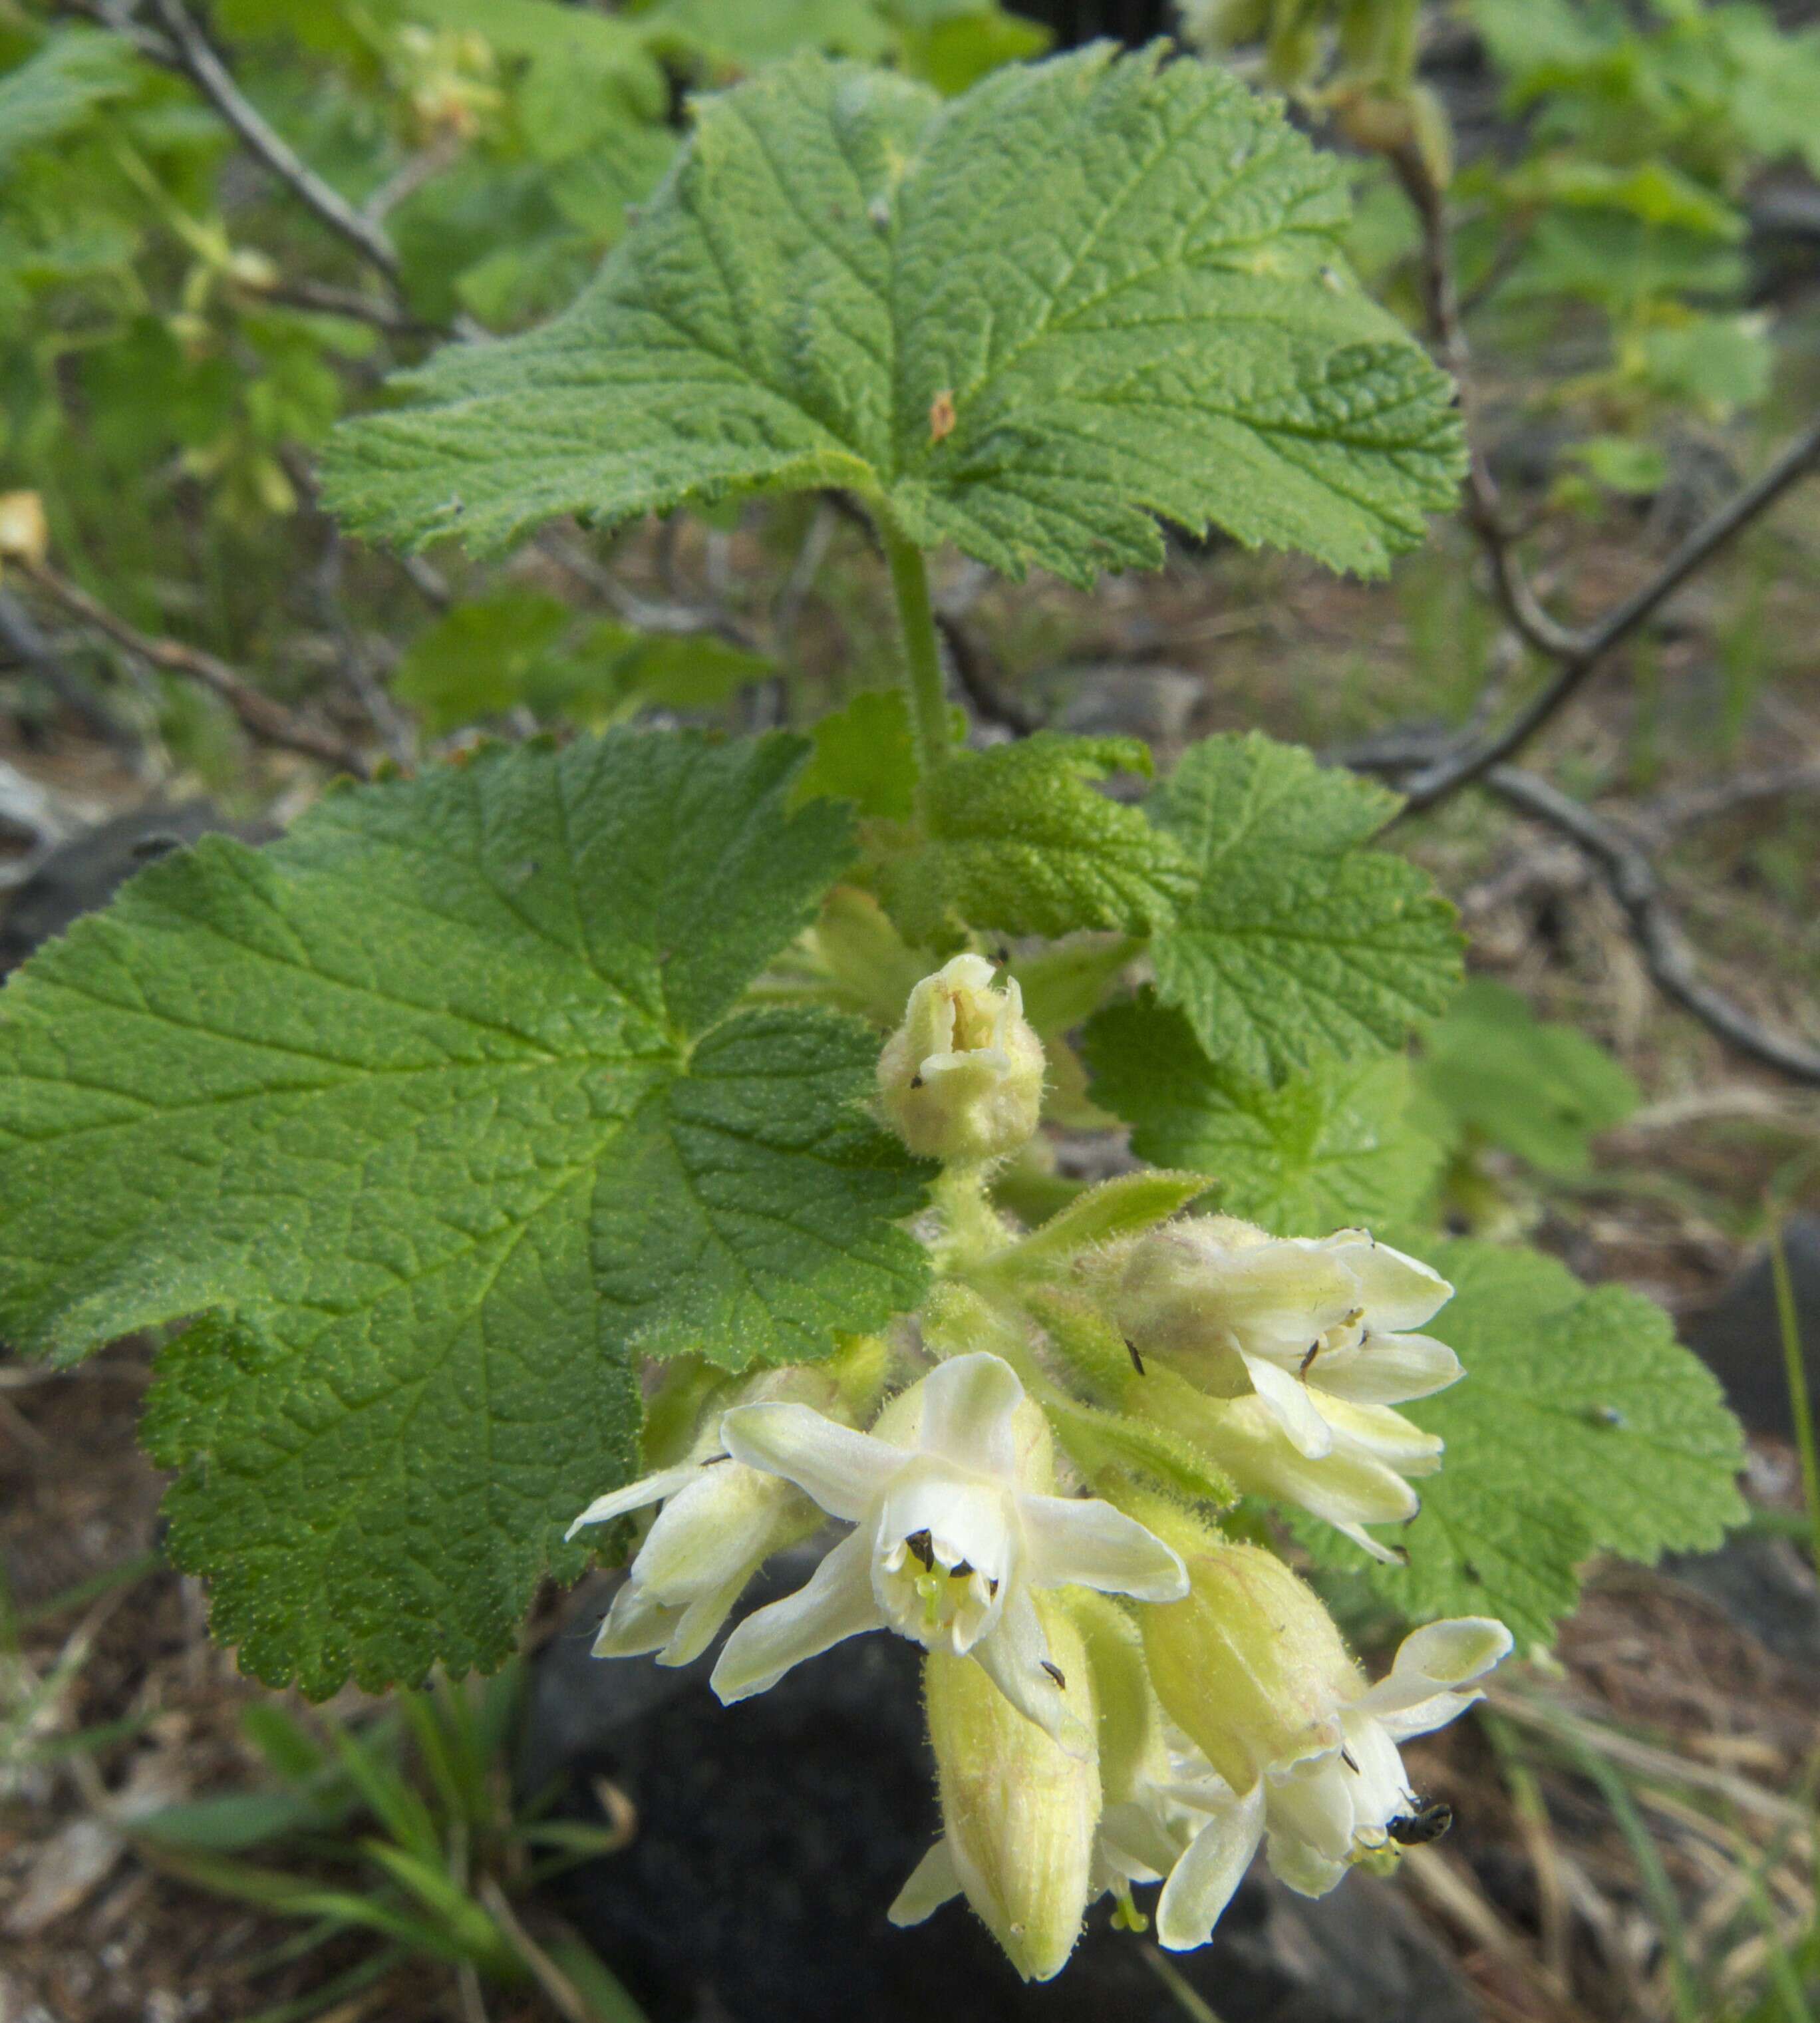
{"left": 881, "top": 524, "right": 951, "bottom": 782}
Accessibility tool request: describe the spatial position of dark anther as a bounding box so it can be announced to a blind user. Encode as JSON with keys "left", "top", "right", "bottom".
{"left": 987, "top": 1576, "right": 1000, "bottom": 1597}
{"left": 1126, "top": 1338, "right": 1145, "bottom": 1376}
{"left": 950, "top": 1559, "right": 975, "bottom": 1579}
{"left": 1040, "top": 1659, "right": 1066, "bottom": 1688}
{"left": 905, "top": 1528, "right": 935, "bottom": 1571}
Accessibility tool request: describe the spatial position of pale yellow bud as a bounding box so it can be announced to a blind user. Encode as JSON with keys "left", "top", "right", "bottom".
{"left": 925, "top": 1599, "right": 1100, "bottom": 1981}
{"left": 1138, "top": 1520, "right": 1358, "bottom": 1795}
{"left": 0, "top": 492, "right": 49, "bottom": 570}
{"left": 877, "top": 954, "right": 1045, "bottom": 1164}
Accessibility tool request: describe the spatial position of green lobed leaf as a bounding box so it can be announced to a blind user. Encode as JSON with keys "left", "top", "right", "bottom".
{"left": 792, "top": 689, "right": 919, "bottom": 823}
{"left": 873, "top": 732, "right": 1196, "bottom": 945}
{"left": 1297, "top": 1239, "right": 1745, "bottom": 1644}
{"left": 1148, "top": 732, "right": 1463, "bottom": 1085}
{"left": 0, "top": 731, "right": 930, "bottom": 1694}
{"left": 1085, "top": 989, "right": 1442, "bottom": 1235}
{"left": 0, "top": 29, "right": 139, "bottom": 172}
{"left": 323, "top": 46, "right": 1463, "bottom": 582}
{"left": 1418, "top": 977, "right": 1639, "bottom": 1175}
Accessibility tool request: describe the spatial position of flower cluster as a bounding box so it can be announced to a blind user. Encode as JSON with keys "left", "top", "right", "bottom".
{"left": 569, "top": 961, "right": 1513, "bottom": 1980}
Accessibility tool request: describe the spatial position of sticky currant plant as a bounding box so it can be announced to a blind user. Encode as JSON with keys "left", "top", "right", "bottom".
{"left": 0, "top": 41, "right": 1745, "bottom": 1980}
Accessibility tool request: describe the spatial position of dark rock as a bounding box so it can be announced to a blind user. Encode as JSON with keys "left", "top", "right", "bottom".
{"left": 1662, "top": 1532, "right": 1820, "bottom": 1672}
{"left": 1684, "top": 1217, "right": 1820, "bottom": 1442}
{"left": 0, "top": 800, "right": 269, "bottom": 975}
{"left": 526, "top": 1559, "right": 1477, "bottom": 2023}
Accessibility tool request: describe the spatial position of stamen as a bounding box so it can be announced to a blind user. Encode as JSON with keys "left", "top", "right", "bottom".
{"left": 950, "top": 1559, "right": 975, "bottom": 1579}
{"left": 905, "top": 1528, "right": 935, "bottom": 1571}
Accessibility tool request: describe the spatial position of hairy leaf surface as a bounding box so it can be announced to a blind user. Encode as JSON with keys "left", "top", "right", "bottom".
{"left": 0, "top": 732, "right": 929, "bottom": 1692}
{"left": 1084, "top": 990, "right": 1440, "bottom": 1233}
{"left": 1298, "top": 1240, "right": 1745, "bottom": 1643}
{"left": 325, "top": 47, "right": 1463, "bottom": 580}
{"left": 874, "top": 733, "right": 1195, "bottom": 944}
{"left": 1149, "top": 733, "right": 1462, "bottom": 1084}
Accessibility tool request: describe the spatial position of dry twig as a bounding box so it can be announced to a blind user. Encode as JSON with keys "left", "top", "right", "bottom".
{"left": 24, "top": 562, "right": 371, "bottom": 778}
{"left": 1387, "top": 142, "right": 1820, "bottom": 810}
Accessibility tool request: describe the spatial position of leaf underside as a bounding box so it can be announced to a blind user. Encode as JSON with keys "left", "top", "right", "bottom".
{"left": 0, "top": 731, "right": 930, "bottom": 1694}
{"left": 324, "top": 45, "right": 1465, "bottom": 582}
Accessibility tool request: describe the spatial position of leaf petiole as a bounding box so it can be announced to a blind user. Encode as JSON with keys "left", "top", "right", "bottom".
{"left": 880, "top": 520, "right": 951, "bottom": 786}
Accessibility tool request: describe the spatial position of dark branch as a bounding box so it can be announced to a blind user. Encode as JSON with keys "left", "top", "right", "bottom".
{"left": 1483, "top": 766, "right": 1820, "bottom": 1086}
{"left": 146, "top": 0, "right": 403, "bottom": 285}
{"left": 23, "top": 563, "right": 371, "bottom": 778}
{"left": 1387, "top": 140, "right": 1820, "bottom": 809}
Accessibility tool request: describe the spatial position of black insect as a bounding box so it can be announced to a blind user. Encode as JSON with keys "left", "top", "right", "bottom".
{"left": 1125, "top": 1338, "right": 1145, "bottom": 1376}
{"left": 1040, "top": 1658, "right": 1067, "bottom": 1689}
{"left": 909, "top": 1073, "right": 925, "bottom": 1089}
{"left": 1387, "top": 1799, "right": 1455, "bottom": 1847}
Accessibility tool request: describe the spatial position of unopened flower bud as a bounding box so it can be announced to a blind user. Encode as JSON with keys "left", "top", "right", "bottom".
{"left": 878, "top": 953, "right": 1044, "bottom": 1164}
{"left": 0, "top": 492, "right": 48, "bottom": 570}
{"left": 1138, "top": 1521, "right": 1358, "bottom": 1795}
{"left": 896, "top": 1597, "right": 1100, "bottom": 1981}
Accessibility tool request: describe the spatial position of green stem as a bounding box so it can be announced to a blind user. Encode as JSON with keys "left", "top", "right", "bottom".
{"left": 881, "top": 521, "right": 950, "bottom": 782}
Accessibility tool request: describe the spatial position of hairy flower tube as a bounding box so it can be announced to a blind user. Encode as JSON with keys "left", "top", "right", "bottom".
{"left": 877, "top": 953, "right": 1046, "bottom": 1164}
{"left": 708, "top": 1351, "right": 1187, "bottom": 1744}
{"left": 1116, "top": 1217, "right": 1462, "bottom": 1460}
{"left": 890, "top": 1598, "right": 1101, "bottom": 1980}
{"left": 1148, "top": 1615, "right": 1513, "bottom": 1945}
{"left": 566, "top": 1370, "right": 831, "bottom": 1666}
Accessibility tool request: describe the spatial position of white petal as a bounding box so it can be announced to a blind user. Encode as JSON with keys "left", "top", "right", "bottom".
{"left": 1315, "top": 1331, "right": 1463, "bottom": 1406}
{"left": 1266, "top": 1759, "right": 1355, "bottom": 1864}
{"left": 1018, "top": 1493, "right": 1187, "bottom": 1601}
{"left": 916, "top": 1352, "right": 1025, "bottom": 1479}
{"left": 631, "top": 1468, "right": 780, "bottom": 1599}
{"left": 888, "top": 1839, "right": 961, "bottom": 1927}
{"left": 1155, "top": 1788, "right": 1264, "bottom": 1951}
{"left": 1321, "top": 1394, "right": 1443, "bottom": 1473}
{"left": 708, "top": 1530, "right": 879, "bottom": 1703}
{"left": 1327, "top": 1237, "right": 1452, "bottom": 1331}
{"left": 1357, "top": 1617, "right": 1513, "bottom": 1725}
{"left": 566, "top": 1462, "right": 700, "bottom": 1541}
{"left": 591, "top": 1580, "right": 681, "bottom": 1659}
{"left": 719, "top": 1403, "right": 897, "bottom": 1522}
{"left": 1329, "top": 1517, "right": 1415, "bottom": 1567}
{"left": 1264, "top": 1830, "right": 1348, "bottom": 1899}
{"left": 1244, "top": 1354, "right": 1336, "bottom": 1459}
{"left": 969, "top": 1583, "right": 1091, "bottom": 1758}
{"left": 1337, "top": 1712, "right": 1412, "bottom": 1833}
{"left": 658, "top": 1570, "right": 755, "bottom": 1668}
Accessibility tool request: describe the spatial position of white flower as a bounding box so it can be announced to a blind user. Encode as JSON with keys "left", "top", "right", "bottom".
{"left": 567, "top": 1403, "right": 824, "bottom": 1669}
{"left": 1119, "top": 1217, "right": 1463, "bottom": 1461}
{"left": 1151, "top": 1618, "right": 1513, "bottom": 1949}
{"left": 877, "top": 954, "right": 1046, "bottom": 1164}
{"left": 708, "top": 1352, "right": 1187, "bottom": 1746}
{"left": 1140, "top": 1372, "right": 1441, "bottom": 1564}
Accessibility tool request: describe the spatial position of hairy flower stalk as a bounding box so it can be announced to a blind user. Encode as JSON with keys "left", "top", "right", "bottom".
{"left": 709, "top": 1352, "right": 1187, "bottom": 1744}
{"left": 878, "top": 954, "right": 1046, "bottom": 1164}
{"left": 1117, "top": 1217, "right": 1462, "bottom": 1460}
